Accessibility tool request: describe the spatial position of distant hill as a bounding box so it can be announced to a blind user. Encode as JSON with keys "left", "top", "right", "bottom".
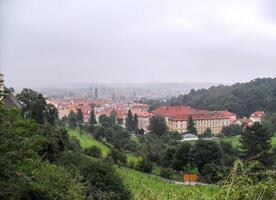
{"left": 171, "top": 78, "right": 276, "bottom": 117}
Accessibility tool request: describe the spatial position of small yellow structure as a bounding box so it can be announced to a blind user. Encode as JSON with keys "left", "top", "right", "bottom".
{"left": 183, "top": 174, "right": 198, "bottom": 185}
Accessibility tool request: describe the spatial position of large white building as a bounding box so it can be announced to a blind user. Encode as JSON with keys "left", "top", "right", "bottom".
{"left": 151, "top": 106, "right": 236, "bottom": 135}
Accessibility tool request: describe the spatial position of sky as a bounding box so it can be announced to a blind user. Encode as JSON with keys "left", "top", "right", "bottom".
{"left": 1, "top": 0, "right": 276, "bottom": 88}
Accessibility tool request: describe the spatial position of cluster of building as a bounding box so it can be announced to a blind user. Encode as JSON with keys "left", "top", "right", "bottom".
{"left": 47, "top": 97, "right": 153, "bottom": 132}
{"left": 152, "top": 106, "right": 265, "bottom": 135}
{"left": 233, "top": 111, "right": 265, "bottom": 127}
{"left": 1, "top": 72, "right": 264, "bottom": 135}
{"left": 49, "top": 94, "right": 265, "bottom": 135}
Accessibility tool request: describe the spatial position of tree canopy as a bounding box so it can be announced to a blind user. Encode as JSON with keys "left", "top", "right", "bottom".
{"left": 148, "top": 116, "right": 168, "bottom": 137}
{"left": 171, "top": 78, "right": 276, "bottom": 117}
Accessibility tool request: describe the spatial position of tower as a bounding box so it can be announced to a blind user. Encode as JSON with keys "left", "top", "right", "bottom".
{"left": 95, "top": 87, "right": 98, "bottom": 99}
{"left": 0, "top": 73, "right": 4, "bottom": 91}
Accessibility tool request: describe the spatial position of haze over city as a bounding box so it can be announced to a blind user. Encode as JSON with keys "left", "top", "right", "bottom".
{"left": 1, "top": 0, "right": 276, "bottom": 88}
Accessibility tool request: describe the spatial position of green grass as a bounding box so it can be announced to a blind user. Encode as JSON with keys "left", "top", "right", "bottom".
{"left": 216, "top": 135, "right": 276, "bottom": 148}
{"left": 271, "top": 134, "right": 276, "bottom": 146}
{"left": 68, "top": 129, "right": 140, "bottom": 162}
{"left": 118, "top": 167, "right": 218, "bottom": 200}
{"left": 127, "top": 153, "right": 141, "bottom": 165}
{"left": 68, "top": 129, "right": 110, "bottom": 156}
{"left": 184, "top": 135, "right": 276, "bottom": 148}
{"left": 215, "top": 136, "right": 241, "bottom": 148}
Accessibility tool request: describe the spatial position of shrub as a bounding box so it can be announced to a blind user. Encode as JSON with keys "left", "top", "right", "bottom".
{"left": 160, "top": 168, "right": 174, "bottom": 179}
{"left": 59, "top": 151, "right": 131, "bottom": 200}
{"left": 136, "top": 157, "right": 153, "bottom": 173}
{"left": 217, "top": 161, "right": 276, "bottom": 200}
{"left": 108, "top": 149, "right": 127, "bottom": 166}
{"left": 84, "top": 146, "right": 102, "bottom": 158}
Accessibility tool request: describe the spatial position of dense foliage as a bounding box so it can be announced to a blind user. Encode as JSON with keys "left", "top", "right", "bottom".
{"left": 0, "top": 105, "right": 131, "bottom": 200}
{"left": 171, "top": 78, "right": 276, "bottom": 116}
{"left": 148, "top": 116, "right": 168, "bottom": 137}
{"left": 17, "top": 88, "right": 58, "bottom": 124}
{"left": 0, "top": 108, "right": 83, "bottom": 199}
{"left": 240, "top": 122, "right": 273, "bottom": 166}
{"left": 221, "top": 124, "right": 243, "bottom": 136}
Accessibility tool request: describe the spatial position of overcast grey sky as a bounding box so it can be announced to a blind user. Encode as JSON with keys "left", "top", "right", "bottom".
{"left": 1, "top": 0, "right": 276, "bottom": 88}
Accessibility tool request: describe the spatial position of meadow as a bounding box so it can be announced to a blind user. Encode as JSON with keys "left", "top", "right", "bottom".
{"left": 118, "top": 167, "right": 218, "bottom": 200}
{"left": 183, "top": 135, "right": 276, "bottom": 148}
{"left": 68, "top": 129, "right": 110, "bottom": 156}
{"left": 215, "top": 134, "right": 276, "bottom": 148}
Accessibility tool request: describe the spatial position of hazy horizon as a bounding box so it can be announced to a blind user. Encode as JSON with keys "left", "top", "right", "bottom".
{"left": 1, "top": 0, "right": 276, "bottom": 88}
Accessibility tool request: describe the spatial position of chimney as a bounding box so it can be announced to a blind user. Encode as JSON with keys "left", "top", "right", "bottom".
{"left": 0, "top": 73, "right": 4, "bottom": 91}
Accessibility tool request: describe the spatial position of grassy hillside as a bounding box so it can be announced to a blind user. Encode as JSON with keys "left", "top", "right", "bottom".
{"left": 68, "top": 129, "right": 110, "bottom": 156}
{"left": 216, "top": 135, "right": 276, "bottom": 148}
{"left": 118, "top": 167, "right": 218, "bottom": 200}
{"left": 184, "top": 135, "right": 276, "bottom": 148}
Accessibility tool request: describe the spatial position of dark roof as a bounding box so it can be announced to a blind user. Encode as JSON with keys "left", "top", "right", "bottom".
{"left": 2, "top": 94, "right": 21, "bottom": 109}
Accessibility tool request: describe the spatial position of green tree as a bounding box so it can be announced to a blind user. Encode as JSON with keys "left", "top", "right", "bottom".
{"left": 84, "top": 146, "right": 102, "bottom": 158}
{"left": 172, "top": 143, "right": 192, "bottom": 171}
{"left": 125, "top": 110, "right": 134, "bottom": 132}
{"left": 136, "top": 157, "right": 153, "bottom": 173}
{"left": 45, "top": 103, "right": 59, "bottom": 125}
{"left": 240, "top": 122, "right": 273, "bottom": 166}
{"left": 221, "top": 124, "right": 243, "bottom": 136}
{"left": 68, "top": 111, "right": 78, "bottom": 128}
{"left": 192, "top": 140, "right": 223, "bottom": 173}
{"left": 93, "top": 126, "right": 105, "bottom": 140}
{"left": 108, "top": 148, "right": 127, "bottom": 165}
{"left": 17, "top": 88, "right": 47, "bottom": 124}
{"left": 0, "top": 107, "right": 84, "bottom": 199}
{"left": 99, "top": 114, "right": 113, "bottom": 127}
{"left": 160, "top": 147, "right": 176, "bottom": 168}
{"left": 133, "top": 113, "right": 139, "bottom": 133}
{"left": 89, "top": 107, "right": 97, "bottom": 126}
{"left": 160, "top": 168, "right": 174, "bottom": 179}
{"left": 59, "top": 152, "right": 131, "bottom": 200}
{"left": 220, "top": 141, "right": 239, "bottom": 167}
{"left": 40, "top": 127, "right": 69, "bottom": 163}
{"left": 110, "top": 109, "right": 117, "bottom": 124}
{"left": 148, "top": 116, "right": 167, "bottom": 137}
{"left": 187, "top": 115, "right": 197, "bottom": 135}
{"left": 171, "top": 78, "right": 276, "bottom": 117}
{"left": 262, "top": 113, "right": 276, "bottom": 133}
{"left": 200, "top": 127, "right": 212, "bottom": 138}
{"left": 76, "top": 108, "right": 84, "bottom": 127}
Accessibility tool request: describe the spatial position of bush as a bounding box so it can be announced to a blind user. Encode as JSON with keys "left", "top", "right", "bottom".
{"left": 201, "top": 163, "right": 224, "bottom": 183}
{"left": 0, "top": 159, "right": 84, "bottom": 200}
{"left": 136, "top": 157, "right": 153, "bottom": 173}
{"left": 80, "top": 158, "right": 131, "bottom": 200}
{"left": 84, "top": 146, "right": 102, "bottom": 158}
{"left": 217, "top": 160, "right": 276, "bottom": 200}
{"left": 68, "top": 137, "right": 81, "bottom": 152}
{"left": 108, "top": 149, "right": 127, "bottom": 166}
{"left": 160, "top": 168, "right": 174, "bottom": 179}
{"left": 59, "top": 151, "right": 131, "bottom": 200}
{"left": 221, "top": 124, "right": 243, "bottom": 136}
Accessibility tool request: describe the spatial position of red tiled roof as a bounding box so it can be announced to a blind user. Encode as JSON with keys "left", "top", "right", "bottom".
{"left": 250, "top": 111, "right": 265, "bottom": 118}
{"left": 151, "top": 106, "right": 196, "bottom": 117}
{"left": 152, "top": 106, "right": 235, "bottom": 120}
{"left": 132, "top": 110, "right": 153, "bottom": 118}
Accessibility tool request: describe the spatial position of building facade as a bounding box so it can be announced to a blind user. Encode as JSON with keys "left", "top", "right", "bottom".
{"left": 152, "top": 106, "right": 236, "bottom": 135}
